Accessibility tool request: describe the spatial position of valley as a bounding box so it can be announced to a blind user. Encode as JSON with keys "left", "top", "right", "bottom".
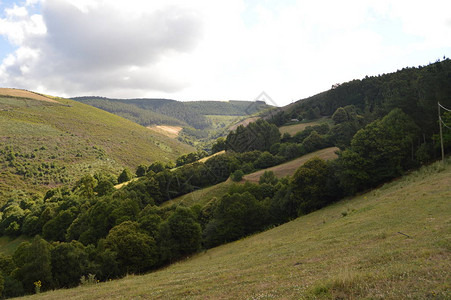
{"left": 0, "top": 59, "right": 450, "bottom": 299}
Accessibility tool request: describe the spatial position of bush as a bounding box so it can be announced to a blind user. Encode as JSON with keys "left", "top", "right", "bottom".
{"left": 253, "top": 152, "right": 277, "bottom": 169}
{"left": 231, "top": 170, "right": 244, "bottom": 182}
{"left": 259, "top": 171, "right": 278, "bottom": 185}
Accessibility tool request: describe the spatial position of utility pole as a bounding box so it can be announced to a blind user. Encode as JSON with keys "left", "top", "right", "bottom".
{"left": 438, "top": 102, "right": 445, "bottom": 163}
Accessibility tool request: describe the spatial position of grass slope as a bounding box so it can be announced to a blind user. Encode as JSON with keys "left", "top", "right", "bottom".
{"left": 161, "top": 179, "right": 232, "bottom": 208}
{"left": 243, "top": 147, "right": 339, "bottom": 182}
{"left": 0, "top": 235, "right": 31, "bottom": 256}
{"left": 0, "top": 91, "right": 194, "bottom": 201}
{"left": 279, "top": 117, "right": 332, "bottom": 136}
{"left": 22, "top": 161, "right": 451, "bottom": 299}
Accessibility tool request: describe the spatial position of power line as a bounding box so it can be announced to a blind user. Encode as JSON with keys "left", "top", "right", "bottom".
{"left": 440, "top": 116, "right": 451, "bottom": 130}
{"left": 438, "top": 102, "right": 451, "bottom": 112}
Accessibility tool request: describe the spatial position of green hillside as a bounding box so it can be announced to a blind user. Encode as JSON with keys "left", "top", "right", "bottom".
{"left": 0, "top": 90, "right": 194, "bottom": 201}
{"left": 20, "top": 160, "right": 451, "bottom": 299}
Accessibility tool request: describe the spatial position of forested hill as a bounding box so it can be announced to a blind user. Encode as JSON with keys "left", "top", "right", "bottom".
{"left": 271, "top": 59, "right": 451, "bottom": 139}
{"left": 72, "top": 97, "right": 272, "bottom": 130}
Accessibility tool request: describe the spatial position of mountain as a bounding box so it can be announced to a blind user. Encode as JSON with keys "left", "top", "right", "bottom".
{"left": 0, "top": 89, "right": 194, "bottom": 201}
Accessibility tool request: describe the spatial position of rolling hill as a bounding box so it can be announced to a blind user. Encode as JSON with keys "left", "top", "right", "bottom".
{"left": 19, "top": 160, "right": 451, "bottom": 299}
{"left": 0, "top": 89, "right": 194, "bottom": 202}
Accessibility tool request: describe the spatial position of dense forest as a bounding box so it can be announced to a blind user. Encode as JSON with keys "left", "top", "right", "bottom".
{"left": 270, "top": 59, "right": 451, "bottom": 142}
{"left": 0, "top": 60, "right": 450, "bottom": 298}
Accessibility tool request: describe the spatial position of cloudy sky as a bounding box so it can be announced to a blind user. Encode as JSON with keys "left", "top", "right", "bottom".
{"left": 0, "top": 0, "right": 450, "bottom": 106}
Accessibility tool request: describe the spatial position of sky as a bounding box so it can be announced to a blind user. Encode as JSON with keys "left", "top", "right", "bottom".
{"left": 0, "top": 0, "right": 450, "bottom": 107}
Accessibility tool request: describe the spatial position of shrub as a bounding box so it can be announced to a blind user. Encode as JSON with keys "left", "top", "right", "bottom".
{"left": 231, "top": 170, "right": 244, "bottom": 182}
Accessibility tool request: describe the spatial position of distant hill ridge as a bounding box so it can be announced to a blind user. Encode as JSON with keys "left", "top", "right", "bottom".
{"left": 72, "top": 97, "right": 273, "bottom": 130}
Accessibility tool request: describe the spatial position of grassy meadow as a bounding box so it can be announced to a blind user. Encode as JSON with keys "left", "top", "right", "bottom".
{"left": 20, "top": 160, "right": 451, "bottom": 299}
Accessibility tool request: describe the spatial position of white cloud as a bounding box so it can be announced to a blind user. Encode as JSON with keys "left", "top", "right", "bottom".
{"left": 1, "top": 0, "right": 208, "bottom": 96}
{"left": 0, "top": 0, "right": 450, "bottom": 105}
{"left": 0, "top": 3, "right": 45, "bottom": 45}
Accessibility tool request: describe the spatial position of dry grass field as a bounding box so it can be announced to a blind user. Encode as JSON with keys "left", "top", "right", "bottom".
{"left": 21, "top": 160, "right": 451, "bottom": 299}
{"left": 147, "top": 125, "right": 183, "bottom": 139}
{"left": 243, "top": 147, "right": 339, "bottom": 182}
{"left": 279, "top": 117, "right": 332, "bottom": 136}
{"left": 228, "top": 116, "right": 260, "bottom": 131}
{"left": 161, "top": 179, "right": 233, "bottom": 208}
{"left": 198, "top": 150, "right": 225, "bottom": 163}
{"left": 0, "top": 88, "right": 59, "bottom": 103}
